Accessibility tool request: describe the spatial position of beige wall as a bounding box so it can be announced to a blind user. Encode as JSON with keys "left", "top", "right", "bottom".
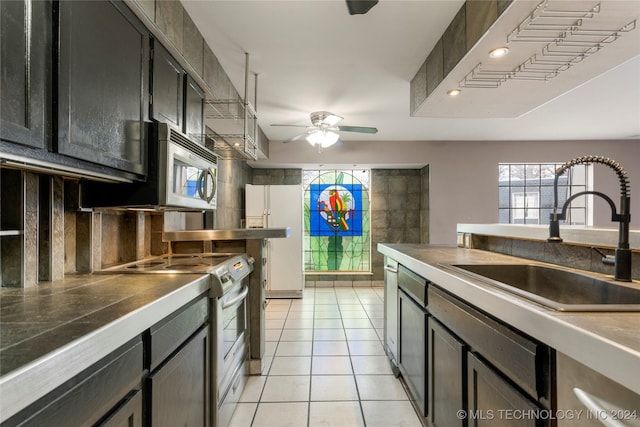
{"left": 259, "top": 138, "right": 640, "bottom": 245}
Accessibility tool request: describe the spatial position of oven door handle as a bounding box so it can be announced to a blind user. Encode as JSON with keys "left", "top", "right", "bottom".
{"left": 221, "top": 286, "right": 249, "bottom": 309}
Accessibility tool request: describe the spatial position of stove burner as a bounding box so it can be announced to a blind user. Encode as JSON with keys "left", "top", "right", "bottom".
{"left": 98, "top": 252, "right": 246, "bottom": 276}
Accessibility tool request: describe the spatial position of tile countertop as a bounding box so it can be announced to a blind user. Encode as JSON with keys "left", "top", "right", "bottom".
{"left": 0, "top": 273, "right": 210, "bottom": 423}
{"left": 377, "top": 244, "right": 640, "bottom": 396}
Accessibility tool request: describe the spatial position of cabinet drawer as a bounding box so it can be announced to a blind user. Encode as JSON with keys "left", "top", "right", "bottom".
{"left": 398, "top": 264, "right": 428, "bottom": 306}
{"left": 145, "top": 294, "right": 208, "bottom": 371}
{"left": 428, "top": 285, "right": 549, "bottom": 404}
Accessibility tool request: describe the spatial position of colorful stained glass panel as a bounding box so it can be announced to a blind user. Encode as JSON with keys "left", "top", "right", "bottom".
{"left": 303, "top": 170, "right": 371, "bottom": 272}
{"left": 309, "top": 184, "right": 363, "bottom": 237}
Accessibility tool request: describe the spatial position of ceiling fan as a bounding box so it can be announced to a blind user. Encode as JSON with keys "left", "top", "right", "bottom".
{"left": 271, "top": 111, "right": 378, "bottom": 149}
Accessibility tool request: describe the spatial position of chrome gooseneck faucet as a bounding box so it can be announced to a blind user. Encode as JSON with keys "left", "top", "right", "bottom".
{"left": 548, "top": 156, "right": 632, "bottom": 282}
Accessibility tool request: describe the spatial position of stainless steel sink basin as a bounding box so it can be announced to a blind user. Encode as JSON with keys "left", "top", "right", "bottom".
{"left": 441, "top": 264, "right": 640, "bottom": 312}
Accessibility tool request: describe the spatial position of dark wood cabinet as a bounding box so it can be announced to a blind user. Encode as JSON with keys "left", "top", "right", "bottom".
{"left": 428, "top": 318, "right": 466, "bottom": 427}
{"left": 427, "top": 284, "right": 552, "bottom": 427}
{"left": 3, "top": 338, "right": 144, "bottom": 427}
{"left": 96, "top": 390, "right": 143, "bottom": 427}
{"left": 398, "top": 288, "right": 427, "bottom": 417}
{"left": 0, "top": 0, "right": 50, "bottom": 149}
{"left": 57, "top": 0, "right": 148, "bottom": 177}
{"left": 467, "top": 352, "right": 543, "bottom": 427}
{"left": 145, "top": 326, "right": 209, "bottom": 427}
{"left": 144, "top": 295, "right": 209, "bottom": 427}
{"left": 184, "top": 75, "right": 205, "bottom": 144}
{"left": 151, "top": 40, "right": 184, "bottom": 131}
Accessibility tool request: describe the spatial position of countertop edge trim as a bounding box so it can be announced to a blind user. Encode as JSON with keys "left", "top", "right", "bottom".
{"left": 0, "top": 275, "right": 210, "bottom": 423}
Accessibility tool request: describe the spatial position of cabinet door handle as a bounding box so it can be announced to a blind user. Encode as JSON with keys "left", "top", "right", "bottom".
{"left": 384, "top": 265, "right": 398, "bottom": 274}
{"left": 573, "top": 387, "right": 627, "bottom": 427}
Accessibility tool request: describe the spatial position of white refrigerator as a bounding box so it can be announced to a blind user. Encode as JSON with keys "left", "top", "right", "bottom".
{"left": 246, "top": 184, "right": 303, "bottom": 298}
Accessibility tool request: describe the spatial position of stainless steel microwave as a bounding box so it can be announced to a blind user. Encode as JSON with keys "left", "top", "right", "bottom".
{"left": 82, "top": 122, "right": 218, "bottom": 210}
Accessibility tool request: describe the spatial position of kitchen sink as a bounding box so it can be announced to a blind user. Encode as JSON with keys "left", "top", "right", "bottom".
{"left": 440, "top": 263, "right": 640, "bottom": 312}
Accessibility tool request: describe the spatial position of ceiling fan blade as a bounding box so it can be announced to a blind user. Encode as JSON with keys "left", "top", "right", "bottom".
{"left": 271, "top": 124, "right": 309, "bottom": 128}
{"left": 338, "top": 125, "right": 378, "bottom": 134}
{"left": 282, "top": 131, "right": 312, "bottom": 144}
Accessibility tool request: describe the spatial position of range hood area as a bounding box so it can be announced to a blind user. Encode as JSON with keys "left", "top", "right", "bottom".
{"left": 411, "top": 0, "right": 640, "bottom": 118}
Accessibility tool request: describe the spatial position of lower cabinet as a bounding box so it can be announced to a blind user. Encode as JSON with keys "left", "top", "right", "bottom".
{"left": 398, "top": 288, "right": 428, "bottom": 417}
{"left": 97, "top": 390, "right": 143, "bottom": 427}
{"left": 2, "top": 294, "right": 211, "bottom": 427}
{"left": 428, "top": 318, "right": 465, "bottom": 427}
{"left": 143, "top": 294, "right": 209, "bottom": 427}
{"left": 3, "top": 337, "right": 144, "bottom": 427}
{"left": 467, "top": 352, "right": 540, "bottom": 427}
{"left": 145, "top": 326, "right": 209, "bottom": 427}
{"left": 426, "top": 284, "right": 552, "bottom": 427}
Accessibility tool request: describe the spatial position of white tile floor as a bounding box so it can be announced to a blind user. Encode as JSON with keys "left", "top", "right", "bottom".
{"left": 229, "top": 287, "right": 423, "bottom": 427}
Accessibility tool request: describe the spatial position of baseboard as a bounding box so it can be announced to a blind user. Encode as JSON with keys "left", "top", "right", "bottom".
{"left": 266, "top": 289, "right": 303, "bottom": 298}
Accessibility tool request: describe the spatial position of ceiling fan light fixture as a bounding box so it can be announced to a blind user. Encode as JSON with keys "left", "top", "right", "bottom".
{"left": 489, "top": 46, "right": 510, "bottom": 58}
{"left": 306, "top": 130, "right": 340, "bottom": 147}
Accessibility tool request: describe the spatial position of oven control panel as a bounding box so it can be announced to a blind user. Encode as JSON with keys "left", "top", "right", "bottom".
{"left": 210, "top": 255, "right": 254, "bottom": 297}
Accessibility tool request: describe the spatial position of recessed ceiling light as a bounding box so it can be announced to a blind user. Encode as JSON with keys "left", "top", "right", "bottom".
{"left": 447, "top": 89, "right": 461, "bottom": 97}
{"left": 489, "top": 47, "right": 510, "bottom": 58}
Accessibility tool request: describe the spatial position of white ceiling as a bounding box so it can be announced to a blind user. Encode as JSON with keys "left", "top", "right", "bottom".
{"left": 182, "top": 0, "right": 640, "bottom": 163}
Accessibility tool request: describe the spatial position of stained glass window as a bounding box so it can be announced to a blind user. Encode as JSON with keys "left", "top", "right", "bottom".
{"left": 303, "top": 170, "right": 371, "bottom": 272}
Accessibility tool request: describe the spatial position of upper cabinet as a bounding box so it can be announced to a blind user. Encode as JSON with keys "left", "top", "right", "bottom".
{"left": 151, "top": 40, "right": 184, "bottom": 132}
{"left": 2, "top": 0, "right": 251, "bottom": 181}
{"left": 184, "top": 75, "right": 204, "bottom": 144}
{"left": 57, "top": 0, "right": 149, "bottom": 177}
{"left": 0, "top": 0, "right": 51, "bottom": 149}
{"left": 151, "top": 40, "right": 204, "bottom": 144}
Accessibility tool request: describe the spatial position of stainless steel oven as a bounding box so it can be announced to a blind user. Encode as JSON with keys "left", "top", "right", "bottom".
{"left": 81, "top": 122, "right": 218, "bottom": 210}
{"left": 99, "top": 252, "right": 254, "bottom": 427}
{"left": 209, "top": 256, "right": 253, "bottom": 427}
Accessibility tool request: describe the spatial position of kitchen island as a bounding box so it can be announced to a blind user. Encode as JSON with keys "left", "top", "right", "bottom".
{"left": 0, "top": 273, "right": 210, "bottom": 424}
{"left": 378, "top": 243, "right": 640, "bottom": 426}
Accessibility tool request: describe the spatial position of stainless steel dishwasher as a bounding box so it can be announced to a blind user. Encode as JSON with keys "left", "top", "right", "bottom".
{"left": 397, "top": 264, "right": 428, "bottom": 419}
{"left": 384, "top": 257, "right": 399, "bottom": 374}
